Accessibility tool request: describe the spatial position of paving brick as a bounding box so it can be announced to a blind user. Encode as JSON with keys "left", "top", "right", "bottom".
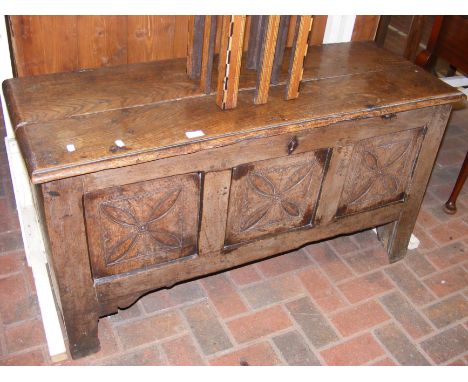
{"left": 298, "top": 267, "right": 347, "bottom": 312}
{"left": 227, "top": 305, "right": 291, "bottom": 344}
{"left": 448, "top": 359, "right": 466, "bottom": 366}
{"left": 420, "top": 325, "right": 468, "bottom": 364}
{"left": 0, "top": 294, "right": 40, "bottom": 326}
{"left": 412, "top": 225, "right": 438, "bottom": 252}
{"left": 0, "top": 230, "right": 23, "bottom": 253}
{"left": 374, "top": 323, "right": 430, "bottom": 365}
{"left": 0, "top": 348, "right": 45, "bottom": 365}
{"left": 182, "top": 301, "right": 232, "bottom": 355}
{"left": 229, "top": 264, "right": 262, "bottom": 286}
{"left": 0, "top": 199, "right": 20, "bottom": 232}
{"left": 169, "top": 280, "right": 206, "bottom": 305}
{"left": 351, "top": 229, "right": 381, "bottom": 250}
{"left": 0, "top": 273, "right": 39, "bottom": 325}
{"left": 272, "top": 330, "right": 321, "bottom": 365}
{"left": 320, "top": 333, "right": 385, "bottom": 366}
{"left": 342, "top": 246, "right": 389, "bottom": 274}
{"left": 0, "top": 251, "right": 26, "bottom": 275}
{"left": 329, "top": 236, "right": 359, "bottom": 255}
{"left": 426, "top": 242, "right": 466, "bottom": 270}
{"left": 241, "top": 273, "right": 303, "bottom": 309}
{"left": 140, "top": 289, "right": 173, "bottom": 313}
{"left": 201, "top": 274, "right": 247, "bottom": 318}
{"left": 385, "top": 263, "right": 436, "bottom": 305}
{"left": 109, "top": 301, "right": 144, "bottom": 323}
{"left": 330, "top": 300, "right": 390, "bottom": 337}
{"left": 403, "top": 250, "right": 437, "bottom": 278}
{"left": 116, "top": 310, "right": 185, "bottom": 349}
{"left": 0, "top": 273, "right": 30, "bottom": 322}
{"left": 162, "top": 335, "right": 205, "bottom": 365}
{"left": 423, "top": 267, "right": 468, "bottom": 298}
{"left": 92, "top": 318, "right": 120, "bottom": 360}
{"left": 4, "top": 319, "right": 46, "bottom": 354}
{"left": 141, "top": 280, "right": 206, "bottom": 313}
{"left": 379, "top": 291, "right": 433, "bottom": 339}
{"left": 423, "top": 294, "right": 468, "bottom": 329}
{"left": 416, "top": 208, "right": 440, "bottom": 229}
{"left": 337, "top": 271, "right": 394, "bottom": 304}
{"left": 305, "top": 242, "right": 354, "bottom": 282}
{"left": 209, "top": 342, "right": 281, "bottom": 366}
{"left": 285, "top": 297, "right": 339, "bottom": 349}
{"left": 429, "top": 220, "right": 468, "bottom": 245}
{"left": 427, "top": 204, "right": 456, "bottom": 224}
{"left": 96, "top": 345, "right": 165, "bottom": 366}
{"left": 371, "top": 357, "right": 397, "bottom": 366}
{"left": 256, "top": 249, "right": 312, "bottom": 278}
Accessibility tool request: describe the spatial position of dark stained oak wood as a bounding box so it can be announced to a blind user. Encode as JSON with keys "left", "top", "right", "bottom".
{"left": 404, "top": 16, "right": 425, "bottom": 62}
{"left": 375, "top": 16, "right": 391, "bottom": 47}
{"left": 352, "top": 16, "right": 380, "bottom": 42}
{"left": 2, "top": 42, "right": 423, "bottom": 128}
{"left": 415, "top": 16, "right": 468, "bottom": 75}
{"left": 3, "top": 43, "right": 463, "bottom": 184}
{"left": 97, "top": 203, "right": 404, "bottom": 311}
{"left": 40, "top": 177, "right": 100, "bottom": 359}
{"left": 379, "top": 105, "right": 452, "bottom": 262}
{"left": 186, "top": 16, "right": 205, "bottom": 80}
{"left": 3, "top": 41, "right": 465, "bottom": 359}
{"left": 84, "top": 173, "right": 201, "bottom": 278}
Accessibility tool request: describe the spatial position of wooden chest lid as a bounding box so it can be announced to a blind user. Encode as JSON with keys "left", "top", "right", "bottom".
{"left": 3, "top": 42, "right": 465, "bottom": 184}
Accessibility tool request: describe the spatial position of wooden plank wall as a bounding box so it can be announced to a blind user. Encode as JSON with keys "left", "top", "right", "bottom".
{"left": 8, "top": 15, "right": 379, "bottom": 77}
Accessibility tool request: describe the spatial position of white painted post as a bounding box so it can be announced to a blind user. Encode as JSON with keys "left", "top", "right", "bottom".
{"left": 0, "top": 15, "right": 67, "bottom": 362}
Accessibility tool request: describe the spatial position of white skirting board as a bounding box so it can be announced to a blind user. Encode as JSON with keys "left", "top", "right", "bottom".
{"left": 5, "top": 137, "right": 68, "bottom": 362}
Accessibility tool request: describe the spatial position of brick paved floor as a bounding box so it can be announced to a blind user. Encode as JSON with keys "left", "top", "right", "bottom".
{"left": 0, "top": 99, "right": 467, "bottom": 366}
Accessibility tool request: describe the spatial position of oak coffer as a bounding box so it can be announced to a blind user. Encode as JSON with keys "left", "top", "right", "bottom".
{"left": 3, "top": 42, "right": 465, "bottom": 359}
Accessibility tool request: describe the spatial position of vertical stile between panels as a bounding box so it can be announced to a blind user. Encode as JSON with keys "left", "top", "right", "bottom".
{"left": 216, "top": 15, "right": 247, "bottom": 110}
{"left": 285, "top": 15, "right": 314, "bottom": 100}
{"left": 254, "top": 15, "right": 281, "bottom": 105}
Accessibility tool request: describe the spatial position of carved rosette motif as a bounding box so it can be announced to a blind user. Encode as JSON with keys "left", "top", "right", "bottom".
{"left": 100, "top": 188, "right": 183, "bottom": 266}
{"left": 84, "top": 173, "right": 200, "bottom": 278}
{"left": 225, "top": 149, "right": 328, "bottom": 245}
{"left": 337, "top": 129, "right": 423, "bottom": 217}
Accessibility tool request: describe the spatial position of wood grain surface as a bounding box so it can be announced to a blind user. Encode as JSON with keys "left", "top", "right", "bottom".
{"left": 4, "top": 43, "right": 464, "bottom": 184}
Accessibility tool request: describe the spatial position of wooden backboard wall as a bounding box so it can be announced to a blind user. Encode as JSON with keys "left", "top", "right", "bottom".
{"left": 7, "top": 16, "right": 379, "bottom": 77}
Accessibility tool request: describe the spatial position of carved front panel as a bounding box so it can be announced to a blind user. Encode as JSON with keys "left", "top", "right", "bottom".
{"left": 225, "top": 149, "right": 329, "bottom": 246}
{"left": 336, "top": 127, "right": 424, "bottom": 217}
{"left": 84, "top": 173, "right": 201, "bottom": 278}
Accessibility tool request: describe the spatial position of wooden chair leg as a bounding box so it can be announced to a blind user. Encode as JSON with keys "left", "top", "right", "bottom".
{"left": 444, "top": 152, "right": 468, "bottom": 214}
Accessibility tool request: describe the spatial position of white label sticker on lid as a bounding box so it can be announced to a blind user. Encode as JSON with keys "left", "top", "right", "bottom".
{"left": 185, "top": 130, "right": 205, "bottom": 139}
{"left": 115, "top": 139, "right": 125, "bottom": 147}
{"left": 66, "top": 144, "right": 76, "bottom": 152}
